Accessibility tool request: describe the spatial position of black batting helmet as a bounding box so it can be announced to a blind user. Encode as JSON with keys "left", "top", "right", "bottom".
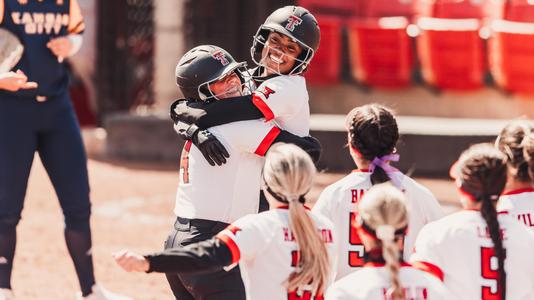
{"left": 175, "top": 45, "right": 247, "bottom": 101}
{"left": 251, "top": 6, "right": 321, "bottom": 75}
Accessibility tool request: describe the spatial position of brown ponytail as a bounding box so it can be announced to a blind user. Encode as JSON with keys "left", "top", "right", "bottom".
{"left": 346, "top": 104, "right": 399, "bottom": 185}
{"left": 496, "top": 120, "right": 533, "bottom": 182}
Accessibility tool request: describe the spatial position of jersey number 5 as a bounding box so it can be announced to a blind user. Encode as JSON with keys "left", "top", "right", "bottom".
{"left": 349, "top": 212, "right": 365, "bottom": 267}
{"left": 179, "top": 141, "right": 192, "bottom": 184}
{"left": 287, "top": 251, "right": 324, "bottom": 300}
{"left": 480, "top": 247, "right": 501, "bottom": 300}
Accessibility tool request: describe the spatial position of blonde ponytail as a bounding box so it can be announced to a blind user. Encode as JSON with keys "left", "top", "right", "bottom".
{"left": 263, "top": 143, "right": 330, "bottom": 295}
{"left": 358, "top": 183, "right": 408, "bottom": 300}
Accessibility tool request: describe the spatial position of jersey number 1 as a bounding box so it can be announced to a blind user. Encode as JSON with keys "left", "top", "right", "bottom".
{"left": 480, "top": 247, "right": 501, "bottom": 300}
{"left": 287, "top": 251, "right": 323, "bottom": 300}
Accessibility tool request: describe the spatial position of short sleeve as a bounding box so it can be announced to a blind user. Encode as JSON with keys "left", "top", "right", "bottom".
{"left": 419, "top": 187, "right": 444, "bottom": 223}
{"left": 216, "top": 214, "right": 273, "bottom": 264}
{"left": 69, "top": 0, "right": 85, "bottom": 34}
{"left": 213, "top": 120, "right": 280, "bottom": 156}
{"left": 252, "top": 76, "right": 307, "bottom": 122}
{"left": 410, "top": 224, "right": 445, "bottom": 281}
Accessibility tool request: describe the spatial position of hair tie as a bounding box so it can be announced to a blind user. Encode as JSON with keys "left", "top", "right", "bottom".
{"left": 376, "top": 225, "right": 395, "bottom": 241}
{"left": 369, "top": 153, "right": 402, "bottom": 188}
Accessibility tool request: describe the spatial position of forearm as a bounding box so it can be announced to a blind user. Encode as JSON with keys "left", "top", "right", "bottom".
{"left": 274, "top": 132, "right": 322, "bottom": 163}
{"left": 145, "top": 238, "right": 233, "bottom": 274}
{"left": 171, "top": 95, "right": 264, "bottom": 129}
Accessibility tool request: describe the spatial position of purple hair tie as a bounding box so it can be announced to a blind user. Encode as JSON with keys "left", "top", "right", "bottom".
{"left": 369, "top": 154, "right": 402, "bottom": 188}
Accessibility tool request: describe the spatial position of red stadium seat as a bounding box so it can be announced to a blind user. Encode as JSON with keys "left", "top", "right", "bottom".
{"left": 347, "top": 17, "right": 413, "bottom": 88}
{"left": 362, "top": 0, "right": 416, "bottom": 18}
{"left": 501, "top": 0, "right": 534, "bottom": 23}
{"left": 416, "top": 17, "right": 485, "bottom": 90}
{"left": 304, "top": 15, "right": 342, "bottom": 85}
{"left": 489, "top": 19, "right": 534, "bottom": 95}
{"left": 297, "top": 0, "right": 363, "bottom": 17}
{"left": 416, "top": 0, "right": 488, "bottom": 19}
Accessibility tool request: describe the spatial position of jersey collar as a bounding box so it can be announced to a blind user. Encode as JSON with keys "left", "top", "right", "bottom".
{"left": 502, "top": 187, "right": 534, "bottom": 196}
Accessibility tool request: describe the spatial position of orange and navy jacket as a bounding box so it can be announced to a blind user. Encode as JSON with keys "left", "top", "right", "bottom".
{"left": 0, "top": 0, "right": 84, "bottom": 98}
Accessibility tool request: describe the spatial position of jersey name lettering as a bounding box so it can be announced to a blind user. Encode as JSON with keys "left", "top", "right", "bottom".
{"left": 516, "top": 213, "right": 534, "bottom": 227}
{"left": 476, "top": 226, "right": 508, "bottom": 240}
{"left": 283, "top": 227, "right": 333, "bottom": 243}
{"left": 11, "top": 11, "right": 69, "bottom": 34}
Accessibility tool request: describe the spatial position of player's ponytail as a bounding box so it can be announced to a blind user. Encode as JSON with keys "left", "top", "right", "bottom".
{"left": 263, "top": 143, "right": 330, "bottom": 296}
{"left": 357, "top": 183, "right": 408, "bottom": 300}
{"left": 496, "top": 120, "right": 533, "bottom": 182}
{"left": 346, "top": 104, "right": 400, "bottom": 186}
{"left": 454, "top": 144, "right": 508, "bottom": 300}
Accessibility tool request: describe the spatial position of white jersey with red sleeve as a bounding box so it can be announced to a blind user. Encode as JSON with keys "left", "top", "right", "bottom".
{"left": 312, "top": 170, "right": 443, "bottom": 280}
{"left": 497, "top": 188, "right": 534, "bottom": 230}
{"left": 410, "top": 210, "right": 534, "bottom": 300}
{"left": 252, "top": 75, "right": 310, "bottom": 137}
{"left": 216, "top": 207, "right": 338, "bottom": 300}
{"left": 174, "top": 119, "right": 280, "bottom": 223}
{"left": 325, "top": 262, "right": 453, "bottom": 300}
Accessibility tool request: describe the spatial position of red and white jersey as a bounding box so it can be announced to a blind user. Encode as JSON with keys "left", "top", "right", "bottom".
{"left": 175, "top": 120, "right": 279, "bottom": 223}
{"left": 217, "top": 207, "right": 338, "bottom": 300}
{"left": 325, "top": 262, "right": 452, "bottom": 300}
{"left": 312, "top": 170, "right": 443, "bottom": 280}
{"left": 410, "top": 210, "right": 534, "bottom": 300}
{"left": 497, "top": 188, "right": 534, "bottom": 230}
{"left": 252, "top": 74, "right": 310, "bottom": 137}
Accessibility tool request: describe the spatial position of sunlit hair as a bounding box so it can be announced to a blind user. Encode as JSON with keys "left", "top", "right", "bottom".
{"left": 522, "top": 133, "right": 534, "bottom": 181}
{"left": 345, "top": 104, "right": 399, "bottom": 185}
{"left": 263, "top": 143, "right": 330, "bottom": 295}
{"left": 358, "top": 183, "right": 408, "bottom": 300}
{"left": 456, "top": 143, "right": 508, "bottom": 300}
{"left": 496, "top": 120, "right": 533, "bottom": 182}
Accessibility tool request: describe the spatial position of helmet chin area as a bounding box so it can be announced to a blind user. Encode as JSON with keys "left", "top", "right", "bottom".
{"left": 199, "top": 67, "right": 252, "bottom": 101}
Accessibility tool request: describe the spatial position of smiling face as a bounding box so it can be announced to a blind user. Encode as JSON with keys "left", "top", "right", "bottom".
{"left": 208, "top": 71, "right": 242, "bottom": 100}
{"left": 260, "top": 32, "right": 303, "bottom": 75}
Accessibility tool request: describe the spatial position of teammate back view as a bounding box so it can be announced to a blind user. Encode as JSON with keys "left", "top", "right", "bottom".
{"left": 411, "top": 143, "right": 534, "bottom": 300}
{"left": 326, "top": 183, "right": 452, "bottom": 300}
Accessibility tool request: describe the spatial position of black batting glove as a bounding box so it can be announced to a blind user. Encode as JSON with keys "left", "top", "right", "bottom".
{"left": 188, "top": 124, "right": 230, "bottom": 166}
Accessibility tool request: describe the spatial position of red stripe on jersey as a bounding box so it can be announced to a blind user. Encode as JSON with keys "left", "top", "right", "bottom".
{"left": 254, "top": 127, "right": 281, "bottom": 156}
{"left": 364, "top": 261, "right": 412, "bottom": 268}
{"left": 412, "top": 261, "right": 444, "bottom": 281}
{"left": 502, "top": 187, "right": 534, "bottom": 196}
{"left": 216, "top": 234, "right": 241, "bottom": 264}
{"left": 252, "top": 93, "right": 275, "bottom": 121}
{"left": 275, "top": 204, "right": 311, "bottom": 211}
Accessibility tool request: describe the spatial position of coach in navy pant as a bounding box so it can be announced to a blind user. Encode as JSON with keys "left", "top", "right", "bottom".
{"left": 0, "top": 1, "right": 127, "bottom": 299}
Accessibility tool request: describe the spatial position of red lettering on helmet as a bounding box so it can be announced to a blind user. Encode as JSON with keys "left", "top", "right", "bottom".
{"left": 285, "top": 15, "right": 302, "bottom": 32}
{"left": 212, "top": 51, "right": 229, "bottom": 66}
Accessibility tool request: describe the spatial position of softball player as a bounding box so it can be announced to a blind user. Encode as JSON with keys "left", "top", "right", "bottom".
{"left": 114, "top": 144, "right": 337, "bottom": 300}
{"left": 0, "top": 1, "right": 128, "bottom": 299}
{"left": 411, "top": 143, "right": 534, "bottom": 300}
{"left": 170, "top": 5, "right": 320, "bottom": 213}
{"left": 326, "top": 183, "right": 452, "bottom": 300}
{"left": 165, "top": 45, "right": 321, "bottom": 300}
{"left": 170, "top": 5, "right": 320, "bottom": 145}
{"left": 495, "top": 121, "right": 534, "bottom": 229}
{"left": 312, "top": 104, "right": 443, "bottom": 280}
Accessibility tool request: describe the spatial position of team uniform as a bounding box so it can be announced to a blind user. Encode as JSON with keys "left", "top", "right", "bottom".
{"left": 216, "top": 208, "right": 337, "bottom": 300}
{"left": 497, "top": 188, "right": 534, "bottom": 230}
{"left": 0, "top": 0, "right": 102, "bottom": 296}
{"left": 325, "top": 262, "right": 452, "bottom": 300}
{"left": 312, "top": 170, "right": 443, "bottom": 280}
{"left": 168, "top": 119, "right": 280, "bottom": 299}
{"left": 410, "top": 210, "right": 534, "bottom": 300}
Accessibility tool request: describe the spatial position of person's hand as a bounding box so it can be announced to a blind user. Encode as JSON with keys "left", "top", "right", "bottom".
{"left": 193, "top": 128, "right": 230, "bottom": 166}
{"left": 0, "top": 70, "right": 38, "bottom": 91}
{"left": 46, "top": 37, "right": 72, "bottom": 61}
{"left": 113, "top": 249, "right": 150, "bottom": 272}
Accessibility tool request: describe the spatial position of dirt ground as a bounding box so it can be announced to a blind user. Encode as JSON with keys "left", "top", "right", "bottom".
{"left": 11, "top": 156, "right": 460, "bottom": 300}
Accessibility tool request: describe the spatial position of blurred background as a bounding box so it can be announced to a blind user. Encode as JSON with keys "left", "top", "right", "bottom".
{"left": 71, "top": 0, "right": 534, "bottom": 177}
{"left": 15, "top": 1, "right": 534, "bottom": 298}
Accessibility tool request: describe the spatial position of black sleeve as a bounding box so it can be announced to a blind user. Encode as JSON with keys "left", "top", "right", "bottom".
{"left": 273, "top": 132, "right": 322, "bottom": 163}
{"left": 145, "top": 237, "right": 233, "bottom": 274}
{"left": 172, "top": 95, "right": 264, "bottom": 129}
